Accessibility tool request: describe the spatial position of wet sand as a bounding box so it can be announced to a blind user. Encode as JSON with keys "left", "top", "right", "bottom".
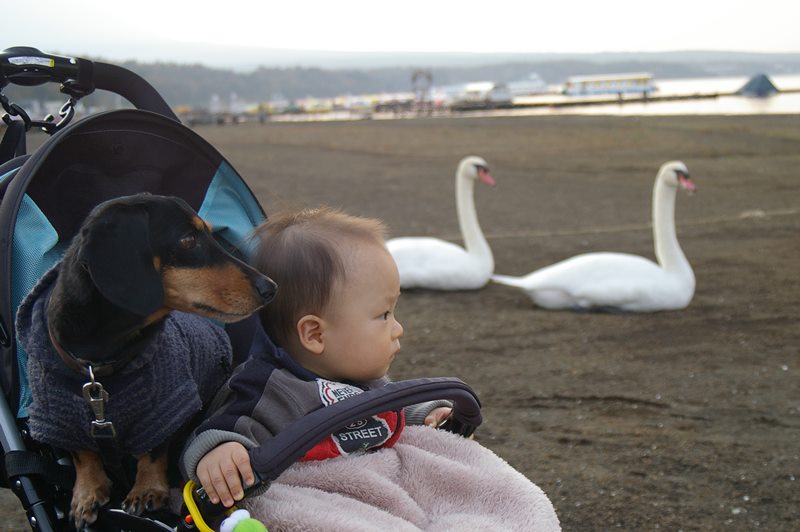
{"left": 2, "top": 114, "right": 798, "bottom": 530}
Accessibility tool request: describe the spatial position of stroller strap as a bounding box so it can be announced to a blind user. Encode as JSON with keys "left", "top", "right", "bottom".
{"left": 0, "top": 120, "right": 26, "bottom": 165}
{"left": 3, "top": 449, "right": 75, "bottom": 489}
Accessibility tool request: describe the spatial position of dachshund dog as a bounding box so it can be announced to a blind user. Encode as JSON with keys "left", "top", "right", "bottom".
{"left": 28, "top": 193, "right": 276, "bottom": 528}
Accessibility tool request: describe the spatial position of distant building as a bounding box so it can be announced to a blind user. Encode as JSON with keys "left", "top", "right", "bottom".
{"left": 736, "top": 74, "right": 779, "bottom": 98}
{"left": 563, "top": 72, "right": 656, "bottom": 96}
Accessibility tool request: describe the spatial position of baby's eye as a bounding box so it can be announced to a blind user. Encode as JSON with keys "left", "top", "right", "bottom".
{"left": 382, "top": 311, "right": 391, "bottom": 320}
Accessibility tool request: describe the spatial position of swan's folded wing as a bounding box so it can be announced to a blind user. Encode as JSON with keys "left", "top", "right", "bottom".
{"left": 387, "top": 238, "right": 489, "bottom": 289}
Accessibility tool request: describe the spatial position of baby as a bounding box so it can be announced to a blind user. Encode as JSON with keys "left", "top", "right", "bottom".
{"left": 181, "top": 207, "right": 452, "bottom": 507}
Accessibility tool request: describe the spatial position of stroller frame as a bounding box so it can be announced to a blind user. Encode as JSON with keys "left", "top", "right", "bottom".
{"left": 0, "top": 45, "right": 265, "bottom": 531}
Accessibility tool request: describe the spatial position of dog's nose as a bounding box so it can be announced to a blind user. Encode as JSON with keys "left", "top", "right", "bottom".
{"left": 255, "top": 276, "right": 277, "bottom": 302}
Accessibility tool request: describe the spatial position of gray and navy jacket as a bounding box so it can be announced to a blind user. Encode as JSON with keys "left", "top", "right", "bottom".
{"left": 181, "top": 325, "right": 449, "bottom": 482}
{"left": 16, "top": 265, "right": 233, "bottom": 455}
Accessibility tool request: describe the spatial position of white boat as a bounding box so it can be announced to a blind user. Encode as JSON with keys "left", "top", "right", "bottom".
{"left": 437, "top": 81, "right": 513, "bottom": 109}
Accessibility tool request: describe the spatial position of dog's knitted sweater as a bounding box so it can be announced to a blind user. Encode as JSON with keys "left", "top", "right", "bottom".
{"left": 15, "top": 266, "right": 233, "bottom": 454}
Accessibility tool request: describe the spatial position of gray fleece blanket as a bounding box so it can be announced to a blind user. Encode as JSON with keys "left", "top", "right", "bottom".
{"left": 241, "top": 425, "right": 560, "bottom": 531}
{"left": 16, "top": 266, "right": 233, "bottom": 454}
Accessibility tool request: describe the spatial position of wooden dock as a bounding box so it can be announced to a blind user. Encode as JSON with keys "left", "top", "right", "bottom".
{"left": 509, "top": 90, "right": 726, "bottom": 110}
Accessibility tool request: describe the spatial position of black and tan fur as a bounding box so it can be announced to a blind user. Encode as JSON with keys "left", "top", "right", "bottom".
{"left": 43, "top": 194, "right": 275, "bottom": 528}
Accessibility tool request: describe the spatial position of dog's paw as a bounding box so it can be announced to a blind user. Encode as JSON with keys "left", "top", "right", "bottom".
{"left": 122, "top": 485, "right": 170, "bottom": 515}
{"left": 71, "top": 479, "right": 111, "bottom": 529}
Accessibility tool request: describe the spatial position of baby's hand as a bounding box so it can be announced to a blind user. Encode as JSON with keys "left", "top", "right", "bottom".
{"left": 424, "top": 406, "right": 453, "bottom": 428}
{"left": 196, "top": 441, "right": 255, "bottom": 507}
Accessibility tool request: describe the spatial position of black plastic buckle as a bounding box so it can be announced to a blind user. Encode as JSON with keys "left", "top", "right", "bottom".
{"left": 60, "top": 78, "right": 94, "bottom": 99}
{"left": 1, "top": 93, "right": 32, "bottom": 130}
{"left": 1, "top": 88, "right": 80, "bottom": 134}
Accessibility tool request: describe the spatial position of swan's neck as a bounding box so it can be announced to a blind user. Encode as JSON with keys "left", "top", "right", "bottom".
{"left": 652, "top": 178, "right": 691, "bottom": 278}
{"left": 456, "top": 174, "right": 493, "bottom": 268}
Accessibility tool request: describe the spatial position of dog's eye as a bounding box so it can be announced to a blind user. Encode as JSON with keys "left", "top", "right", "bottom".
{"left": 179, "top": 234, "right": 197, "bottom": 250}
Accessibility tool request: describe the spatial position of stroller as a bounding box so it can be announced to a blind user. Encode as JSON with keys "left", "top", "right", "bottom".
{"left": 0, "top": 47, "right": 487, "bottom": 531}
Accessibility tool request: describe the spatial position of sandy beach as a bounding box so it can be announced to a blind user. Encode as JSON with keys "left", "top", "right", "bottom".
{"left": 2, "top": 113, "right": 798, "bottom": 530}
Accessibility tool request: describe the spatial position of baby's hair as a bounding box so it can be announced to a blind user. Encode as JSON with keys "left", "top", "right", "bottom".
{"left": 251, "top": 206, "right": 387, "bottom": 347}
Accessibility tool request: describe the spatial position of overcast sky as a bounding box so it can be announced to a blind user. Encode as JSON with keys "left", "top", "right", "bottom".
{"left": 4, "top": 0, "right": 798, "bottom": 65}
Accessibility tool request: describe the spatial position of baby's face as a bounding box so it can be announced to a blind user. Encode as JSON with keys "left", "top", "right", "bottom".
{"left": 317, "top": 242, "right": 403, "bottom": 382}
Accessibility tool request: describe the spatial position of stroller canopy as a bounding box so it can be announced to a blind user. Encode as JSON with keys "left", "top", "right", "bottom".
{"left": 0, "top": 109, "right": 265, "bottom": 416}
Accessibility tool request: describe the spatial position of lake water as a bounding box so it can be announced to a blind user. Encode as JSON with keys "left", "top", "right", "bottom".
{"left": 498, "top": 74, "right": 800, "bottom": 117}
{"left": 273, "top": 74, "right": 800, "bottom": 122}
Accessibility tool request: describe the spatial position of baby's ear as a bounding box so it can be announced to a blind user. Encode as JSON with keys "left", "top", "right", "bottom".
{"left": 297, "top": 315, "right": 324, "bottom": 354}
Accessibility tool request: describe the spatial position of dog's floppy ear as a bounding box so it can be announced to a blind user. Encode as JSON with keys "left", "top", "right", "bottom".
{"left": 81, "top": 203, "right": 164, "bottom": 316}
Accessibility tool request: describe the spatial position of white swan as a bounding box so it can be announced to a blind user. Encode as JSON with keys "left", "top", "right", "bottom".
{"left": 492, "top": 161, "right": 696, "bottom": 312}
{"left": 387, "top": 156, "right": 496, "bottom": 290}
